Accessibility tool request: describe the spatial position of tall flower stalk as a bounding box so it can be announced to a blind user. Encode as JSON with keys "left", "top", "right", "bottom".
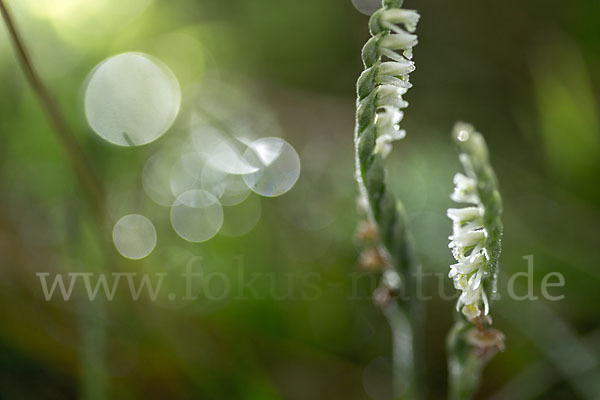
{"left": 446, "top": 122, "right": 505, "bottom": 400}
{"left": 353, "top": 1, "right": 422, "bottom": 398}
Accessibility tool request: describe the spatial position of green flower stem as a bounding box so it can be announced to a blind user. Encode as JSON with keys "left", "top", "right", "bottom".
{"left": 447, "top": 320, "right": 487, "bottom": 400}
{"left": 383, "top": 301, "right": 417, "bottom": 399}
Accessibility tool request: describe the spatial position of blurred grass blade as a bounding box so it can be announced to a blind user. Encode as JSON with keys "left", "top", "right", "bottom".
{"left": 532, "top": 38, "right": 600, "bottom": 193}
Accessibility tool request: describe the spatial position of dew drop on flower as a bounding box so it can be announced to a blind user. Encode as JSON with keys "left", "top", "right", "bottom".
{"left": 84, "top": 52, "right": 180, "bottom": 146}
{"left": 112, "top": 214, "right": 157, "bottom": 259}
{"left": 242, "top": 137, "right": 301, "bottom": 197}
{"left": 170, "top": 189, "right": 223, "bottom": 242}
{"left": 457, "top": 129, "right": 470, "bottom": 142}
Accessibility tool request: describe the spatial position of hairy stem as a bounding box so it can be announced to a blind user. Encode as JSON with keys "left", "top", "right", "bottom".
{"left": 383, "top": 302, "right": 416, "bottom": 398}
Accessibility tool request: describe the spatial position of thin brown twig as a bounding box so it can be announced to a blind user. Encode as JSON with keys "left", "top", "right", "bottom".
{"left": 0, "top": 0, "right": 106, "bottom": 225}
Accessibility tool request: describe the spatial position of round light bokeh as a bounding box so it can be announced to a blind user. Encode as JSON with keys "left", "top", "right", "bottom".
{"left": 189, "top": 115, "right": 229, "bottom": 154}
{"left": 84, "top": 52, "right": 180, "bottom": 146}
{"left": 112, "top": 214, "right": 157, "bottom": 259}
{"left": 351, "top": 0, "right": 381, "bottom": 16}
{"left": 242, "top": 137, "right": 301, "bottom": 197}
{"left": 21, "top": 0, "right": 152, "bottom": 47}
{"left": 180, "top": 151, "right": 206, "bottom": 180}
{"left": 170, "top": 189, "right": 223, "bottom": 242}
{"left": 142, "top": 150, "right": 177, "bottom": 206}
{"left": 219, "top": 195, "right": 262, "bottom": 237}
{"left": 201, "top": 166, "right": 250, "bottom": 206}
{"left": 189, "top": 114, "right": 253, "bottom": 175}
{"left": 208, "top": 140, "right": 259, "bottom": 175}
{"left": 170, "top": 156, "right": 201, "bottom": 198}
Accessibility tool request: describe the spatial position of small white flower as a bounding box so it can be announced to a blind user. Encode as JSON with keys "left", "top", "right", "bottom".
{"left": 452, "top": 219, "right": 484, "bottom": 235}
{"left": 457, "top": 287, "right": 480, "bottom": 310}
{"left": 380, "top": 31, "right": 418, "bottom": 51}
{"left": 450, "top": 173, "right": 478, "bottom": 203}
{"left": 379, "top": 30, "right": 418, "bottom": 63}
{"left": 374, "top": 121, "right": 406, "bottom": 157}
{"left": 381, "top": 9, "right": 420, "bottom": 33}
{"left": 462, "top": 302, "right": 482, "bottom": 320}
{"left": 377, "top": 83, "right": 408, "bottom": 97}
{"left": 447, "top": 206, "right": 483, "bottom": 223}
{"left": 449, "top": 229, "right": 485, "bottom": 249}
{"left": 454, "top": 245, "right": 485, "bottom": 266}
{"left": 449, "top": 258, "right": 481, "bottom": 278}
{"left": 376, "top": 84, "right": 409, "bottom": 107}
{"left": 377, "top": 73, "right": 413, "bottom": 89}
{"left": 468, "top": 268, "right": 483, "bottom": 290}
{"left": 378, "top": 60, "right": 415, "bottom": 77}
{"left": 482, "top": 289, "right": 490, "bottom": 315}
{"left": 375, "top": 105, "right": 403, "bottom": 130}
{"left": 448, "top": 170, "right": 492, "bottom": 320}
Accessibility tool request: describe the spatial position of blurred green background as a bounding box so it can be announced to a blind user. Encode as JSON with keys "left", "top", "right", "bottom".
{"left": 1, "top": 0, "right": 600, "bottom": 399}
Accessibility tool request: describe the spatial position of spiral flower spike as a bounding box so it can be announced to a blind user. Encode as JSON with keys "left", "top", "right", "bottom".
{"left": 447, "top": 122, "right": 503, "bottom": 322}
{"left": 446, "top": 122, "right": 505, "bottom": 400}
{"left": 353, "top": 1, "right": 422, "bottom": 398}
